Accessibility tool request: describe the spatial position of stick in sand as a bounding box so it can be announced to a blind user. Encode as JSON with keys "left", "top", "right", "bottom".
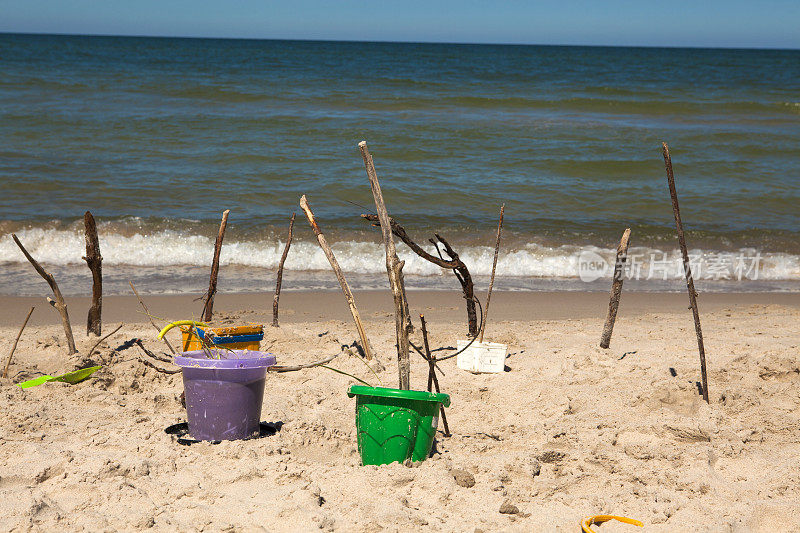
{"left": 129, "top": 280, "right": 176, "bottom": 355}
{"left": 299, "top": 195, "right": 374, "bottom": 361}
{"left": 273, "top": 212, "right": 296, "bottom": 327}
{"left": 202, "top": 209, "right": 230, "bottom": 323}
{"left": 662, "top": 142, "right": 709, "bottom": 403}
{"left": 479, "top": 204, "right": 505, "bottom": 343}
{"left": 600, "top": 228, "right": 631, "bottom": 349}
{"left": 12, "top": 234, "right": 77, "bottom": 354}
{"left": 361, "top": 214, "right": 476, "bottom": 336}
{"left": 83, "top": 210, "right": 103, "bottom": 336}
{"left": 360, "top": 141, "right": 412, "bottom": 389}
{"left": 2, "top": 306, "right": 35, "bottom": 379}
{"left": 86, "top": 323, "right": 124, "bottom": 358}
{"left": 420, "top": 314, "right": 450, "bottom": 436}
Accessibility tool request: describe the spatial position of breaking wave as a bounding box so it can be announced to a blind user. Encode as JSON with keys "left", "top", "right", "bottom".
{"left": 2, "top": 227, "right": 798, "bottom": 282}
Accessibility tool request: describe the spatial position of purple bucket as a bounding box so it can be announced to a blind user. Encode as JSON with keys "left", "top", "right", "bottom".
{"left": 174, "top": 349, "right": 277, "bottom": 441}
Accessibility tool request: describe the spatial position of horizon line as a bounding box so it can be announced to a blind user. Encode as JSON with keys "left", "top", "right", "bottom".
{"left": 1, "top": 30, "right": 798, "bottom": 52}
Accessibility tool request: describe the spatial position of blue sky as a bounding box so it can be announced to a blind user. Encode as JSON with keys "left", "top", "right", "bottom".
{"left": 1, "top": 0, "right": 798, "bottom": 49}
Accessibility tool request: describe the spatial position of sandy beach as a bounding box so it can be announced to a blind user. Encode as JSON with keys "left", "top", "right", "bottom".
{"left": 1, "top": 290, "right": 798, "bottom": 531}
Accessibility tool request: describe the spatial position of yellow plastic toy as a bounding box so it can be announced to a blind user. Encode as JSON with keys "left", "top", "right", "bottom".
{"left": 582, "top": 515, "right": 643, "bottom": 533}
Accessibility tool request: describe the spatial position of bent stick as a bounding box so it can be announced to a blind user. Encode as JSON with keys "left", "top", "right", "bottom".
{"left": 12, "top": 234, "right": 77, "bottom": 354}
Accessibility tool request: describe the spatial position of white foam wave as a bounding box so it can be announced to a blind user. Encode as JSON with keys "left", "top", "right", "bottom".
{"left": 2, "top": 228, "right": 799, "bottom": 281}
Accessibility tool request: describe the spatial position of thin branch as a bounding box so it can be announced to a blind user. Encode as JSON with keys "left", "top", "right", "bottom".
{"left": 136, "top": 339, "right": 180, "bottom": 373}
{"left": 12, "top": 234, "right": 77, "bottom": 354}
{"left": 268, "top": 351, "right": 340, "bottom": 372}
{"left": 479, "top": 204, "right": 505, "bottom": 342}
{"left": 86, "top": 323, "right": 123, "bottom": 357}
{"left": 361, "top": 214, "right": 457, "bottom": 268}
{"left": 2, "top": 306, "right": 35, "bottom": 378}
{"left": 663, "top": 142, "right": 709, "bottom": 403}
{"left": 132, "top": 339, "right": 172, "bottom": 363}
{"left": 300, "top": 195, "right": 374, "bottom": 361}
{"left": 129, "top": 281, "right": 176, "bottom": 355}
{"left": 139, "top": 357, "right": 181, "bottom": 374}
{"left": 273, "top": 212, "right": 296, "bottom": 327}
{"left": 420, "top": 314, "right": 450, "bottom": 436}
{"left": 360, "top": 217, "right": 478, "bottom": 336}
{"left": 202, "top": 209, "right": 230, "bottom": 322}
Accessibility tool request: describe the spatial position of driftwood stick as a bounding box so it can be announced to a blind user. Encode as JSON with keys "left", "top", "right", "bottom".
{"left": 361, "top": 214, "right": 478, "bottom": 336}
{"left": 300, "top": 195, "right": 374, "bottom": 361}
{"left": 479, "top": 204, "right": 505, "bottom": 343}
{"left": 135, "top": 339, "right": 180, "bottom": 374}
{"left": 420, "top": 314, "right": 450, "bottom": 436}
{"left": 83, "top": 211, "right": 103, "bottom": 336}
{"left": 132, "top": 339, "right": 172, "bottom": 363}
{"left": 129, "top": 280, "right": 176, "bottom": 355}
{"left": 273, "top": 212, "right": 296, "bottom": 327}
{"left": 139, "top": 357, "right": 180, "bottom": 374}
{"left": 662, "top": 142, "right": 709, "bottom": 403}
{"left": 12, "top": 234, "right": 77, "bottom": 354}
{"left": 202, "top": 209, "right": 230, "bottom": 322}
{"left": 86, "top": 323, "right": 123, "bottom": 358}
{"left": 2, "top": 306, "right": 35, "bottom": 378}
{"left": 360, "top": 141, "right": 412, "bottom": 390}
{"left": 600, "top": 228, "right": 631, "bottom": 349}
{"left": 268, "top": 351, "right": 340, "bottom": 372}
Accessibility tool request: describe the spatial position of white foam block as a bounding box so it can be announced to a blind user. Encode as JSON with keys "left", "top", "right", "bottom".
{"left": 456, "top": 340, "right": 508, "bottom": 373}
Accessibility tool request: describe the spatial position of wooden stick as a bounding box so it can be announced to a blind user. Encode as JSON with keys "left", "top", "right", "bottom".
{"left": 479, "top": 204, "right": 505, "bottom": 343}
{"left": 12, "top": 234, "right": 77, "bottom": 354}
{"left": 361, "top": 215, "right": 478, "bottom": 336}
{"left": 135, "top": 340, "right": 180, "bottom": 374}
{"left": 600, "top": 228, "right": 631, "bottom": 349}
{"left": 299, "top": 195, "right": 374, "bottom": 361}
{"left": 202, "top": 209, "right": 230, "bottom": 322}
{"left": 129, "top": 280, "right": 176, "bottom": 355}
{"left": 662, "top": 142, "right": 709, "bottom": 403}
{"left": 83, "top": 210, "right": 103, "bottom": 336}
{"left": 360, "top": 141, "right": 412, "bottom": 390}
{"left": 86, "top": 323, "right": 123, "bottom": 357}
{"left": 420, "top": 314, "right": 450, "bottom": 436}
{"left": 268, "top": 351, "right": 339, "bottom": 372}
{"left": 273, "top": 212, "right": 295, "bottom": 327}
{"left": 2, "top": 306, "right": 35, "bottom": 378}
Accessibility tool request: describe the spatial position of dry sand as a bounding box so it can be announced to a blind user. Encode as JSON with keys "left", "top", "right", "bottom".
{"left": 1, "top": 290, "right": 799, "bottom": 532}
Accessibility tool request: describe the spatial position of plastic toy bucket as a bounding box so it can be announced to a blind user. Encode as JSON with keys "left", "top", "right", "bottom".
{"left": 174, "top": 349, "right": 276, "bottom": 441}
{"left": 347, "top": 386, "right": 450, "bottom": 466}
{"left": 181, "top": 324, "right": 264, "bottom": 352}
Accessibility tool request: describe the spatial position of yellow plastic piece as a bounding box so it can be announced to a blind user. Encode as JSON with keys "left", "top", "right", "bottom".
{"left": 157, "top": 320, "right": 208, "bottom": 340}
{"left": 582, "top": 515, "right": 643, "bottom": 533}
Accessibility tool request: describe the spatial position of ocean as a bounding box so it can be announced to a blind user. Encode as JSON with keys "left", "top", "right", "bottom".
{"left": 1, "top": 33, "right": 798, "bottom": 295}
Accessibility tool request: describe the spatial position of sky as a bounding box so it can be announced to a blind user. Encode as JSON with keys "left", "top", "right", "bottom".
{"left": 1, "top": 0, "right": 799, "bottom": 49}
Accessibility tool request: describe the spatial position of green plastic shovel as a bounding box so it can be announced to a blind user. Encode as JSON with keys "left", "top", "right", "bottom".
{"left": 16, "top": 366, "right": 102, "bottom": 389}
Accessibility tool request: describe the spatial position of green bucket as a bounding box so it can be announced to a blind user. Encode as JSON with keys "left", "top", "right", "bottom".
{"left": 347, "top": 385, "right": 451, "bottom": 466}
